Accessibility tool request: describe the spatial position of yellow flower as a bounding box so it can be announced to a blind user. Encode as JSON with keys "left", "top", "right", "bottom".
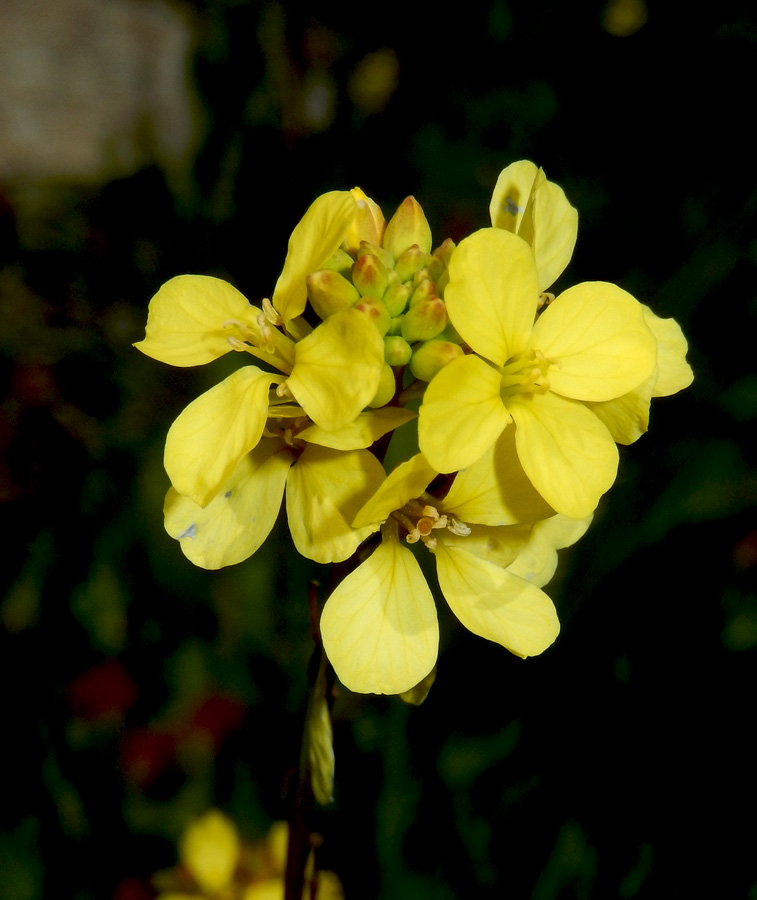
{"left": 320, "top": 445, "right": 588, "bottom": 695}
{"left": 418, "top": 227, "right": 658, "bottom": 518}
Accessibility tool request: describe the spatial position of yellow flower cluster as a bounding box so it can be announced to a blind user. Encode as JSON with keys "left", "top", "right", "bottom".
{"left": 136, "top": 160, "right": 693, "bottom": 695}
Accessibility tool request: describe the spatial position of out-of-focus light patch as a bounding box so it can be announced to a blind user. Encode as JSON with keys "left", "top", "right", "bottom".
{"left": 600, "top": 0, "right": 648, "bottom": 36}
{"left": 301, "top": 71, "right": 337, "bottom": 133}
{"left": 0, "top": 0, "right": 203, "bottom": 185}
{"left": 348, "top": 48, "right": 400, "bottom": 115}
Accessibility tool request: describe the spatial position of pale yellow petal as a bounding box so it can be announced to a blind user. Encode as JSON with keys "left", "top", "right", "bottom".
{"left": 441, "top": 427, "right": 554, "bottom": 525}
{"left": 642, "top": 306, "right": 694, "bottom": 397}
{"left": 273, "top": 191, "right": 357, "bottom": 325}
{"left": 509, "top": 391, "right": 618, "bottom": 518}
{"left": 163, "top": 441, "right": 293, "bottom": 569}
{"left": 444, "top": 228, "right": 537, "bottom": 364}
{"left": 489, "top": 160, "right": 539, "bottom": 234}
{"left": 320, "top": 532, "right": 438, "bottom": 694}
{"left": 530, "top": 282, "right": 657, "bottom": 401}
{"left": 165, "top": 367, "right": 282, "bottom": 507}
{"left": 531, "top": 179, "right": 578, "bottom": 292}
{"left": 437, "top": 523, "right": 532, "bottom": 569}
{"left": 435, "top": 543, "right": 560, "bottom": 658}
{"left": 418, "top": 354, "right": 510, "bottom": 474}
{"left": 287, "top": 309, "right": 383, "bottom": 431}
{"left": 134, "top": 275, "right": 259, "bottom": 366}
{"left": 507, "top": 514, "right": 593, "bottom": 588}
{"left": 586, "top": 374, "right": 654, "bottom": 444}
{"left": 298, "top": 407, "right": 416, "bottom": 451}
{"left": 285, "top": 445, "right": 385, "bottom": 563}
{"left": 353, "top": 453, "right": 438, "bottom": 529}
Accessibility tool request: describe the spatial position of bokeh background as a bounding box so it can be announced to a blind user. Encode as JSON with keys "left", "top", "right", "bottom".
{"left": 1, "top": 0, "right": 755, "bottom": 897}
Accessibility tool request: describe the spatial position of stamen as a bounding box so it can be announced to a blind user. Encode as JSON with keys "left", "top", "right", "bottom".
{"left": 262, "top": 297, "right": 283, "bottom": 327}
{"left": 446, "top": 516, "right": 471, "bottom": 536}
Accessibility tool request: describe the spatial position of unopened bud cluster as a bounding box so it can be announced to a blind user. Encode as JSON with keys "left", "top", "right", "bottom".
{"left": 307, "top": 195, "right": 462, "bottom": 399}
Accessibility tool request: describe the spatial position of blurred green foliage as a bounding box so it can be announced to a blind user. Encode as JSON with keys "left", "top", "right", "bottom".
{"left": 1, "top": 1, "right": 755, "bottom": 898}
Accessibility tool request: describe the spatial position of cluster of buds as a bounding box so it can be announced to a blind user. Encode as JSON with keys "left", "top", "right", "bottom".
{"left": 136, "top": 161, "right": 693, "bottom": 696}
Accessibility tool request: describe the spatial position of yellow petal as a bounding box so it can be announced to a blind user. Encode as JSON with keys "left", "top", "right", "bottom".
{"left": 531, "top": 179, "right": 578, "bottom": 292}
{"left": 586, "top": 374, "right": 654, "bottom": 444}
{"left": 287, "top": 309, "right": 383, "bottom": 431}
{"left": 489, "top": 160, "right": 540, "bottom": 234}
{"left": 298, "top": 407, "right": 416, "bottom": 451}
{"left": 165, "top": 366, "right": 282, "bottom": 507}
{"left": 507, "top": 514, "right": 593, "bottom": 588}
{"left": 437, "top": 523, "right": 532, "bottom": 569}
{"left": 642, "top": 306, "right": 694, "bottom": 397}
{"left": 272, "top": 191, "right": 357, "bottom": 326}
{"left": 530, "top": 282, "right": 657, "bottom": 401}
{"left": 353, "top": 453, "right": 438, "bottom": 529}
{"left": 434, "top": 543, "right": 560, "bottom": 658}
{"left": 343, "top": 187, "right": 385, "bottom": 253}
{"left": 163, "top": 441, "right": 293, "bottom": 569}
{"left": 509, "top": 391, "right": 618, "bottom": 518}
{"left": 441, "top": 427, "right": 554, "bottom": 525}
{"left": 134, "top": 275, "right": 259, "bottom": 366}
{"left": 320, "top": 531, "right": 439, "bottom": 694}
{"left": 285, "top": 445, "right": 385, "bottom": 563}
{"left": 418, "top": 354, "right": 510, "bottom": 474}
{"left": 444, "top": 228, "right": 537, "bottom": 365}
{"left": 179, "top": 810, "right": 240, "bottom": 894}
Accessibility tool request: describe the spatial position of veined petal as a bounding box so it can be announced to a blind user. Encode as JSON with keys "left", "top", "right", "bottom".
{"left": 134, "top": 275, "right": 260, "bottom": 366}
{"left": 489, "top": 159, "right": 539, "bottom": 234}
{"left": 441, "top": 427, "right": 554, "bottom": 526}
{"left": 509, "top": 391, "right": 618, "bottom": 518}
{"left": 165, "top": 366, "right": 282, "bottom": 507}
{"left": 530, "top": 282, "right": 657, "bottom": 401}
{"left": 163, "top": 440, "right": 293, "bottom": 569}
{"left": 437, "top": 523, "right": 532, "bottom": 569}
{"left": 272, "top": 191, "right": 357, "bottom": 326}
{"left": 531, "top": 179, "right": 578, "bottom": 292}
{"left": 287, "top": 309, "right": 383, "bottom": 431}
{"left": 298, "top": 407, "right": 416, "bottom": 451}
{"left": 320, "top": 531, "right": 439, "bottom": 694}
{"left": 586, "top": 374, "right": 655, "bottom": 444}
{"left": 418, "top": 354, "right": 510, "bottom": 474}
{"left": 285, "top": 444, "right": 386, "bottom": 563}
{"left": 353, "top": 453, "right": 438, "bottom": 529}
{"left": 435, "top": 543, "right": 560, "bottom": 658}
{"left": 507, "top": 514, "right": 592, "bottom": 588}
{"left": 444, "top": 228, "right": 537, "bottom": 364}
{"left": 642, "top": 306, "right": 694, "bottom": 397}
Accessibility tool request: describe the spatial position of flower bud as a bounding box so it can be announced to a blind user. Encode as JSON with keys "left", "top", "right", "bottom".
{"left": 394, "top": 244, "right": 428, "bottom": 283}
{"left": 409, "top": 340, "right": 464, "bottom": 382}
{"left": 388, "top": 315, "right": 405, "bottom": 336}
{"left": 353, "top": 296, "right": 391, "bottom": 336}
{"left": 356, "top": 240, "right": 394, "bottom": 270}
{"left": 383, "top": 197, "right": 432, "bottom": 260}
{"left": 382, "top": 282, "right": 412, "bottom": 317}
{"left": 321, "top": 248, "right": 356, "bottom": 277}
{"left": 368, "top": 362, "right": 397, "bottom": 408}
{"left": 343, "top": 188, "right": 386, "bottom": 254}
{"left": 352, "top": 253, "right": 389, "bottom": 299}
{"left": 306, "top": 269, "right": 360, "bottom": 319}
{"left": 384, "top": 335, "right": 413, "bottom": 367}
{"left": 401, "top": 296, "right": 447, "bottom": 343}
{"left": 408, "top": 277, "right": 437, "bottom": 308}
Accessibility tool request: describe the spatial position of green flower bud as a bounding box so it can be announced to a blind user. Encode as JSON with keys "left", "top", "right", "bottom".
{"left": 383, "top": 197, "right": 432, "bottom": 260}
{"left": 394, "top": 244, "right": 428, "bottom": 283}
{"left": 384, "top": 335, "right": 413, "bottom": 367}
{"left": 352, "top": 253, "right": 389, "bottom": 299}
{"left": 408, "top": 277, "right": 438, "bottom": 308}
{"left": 409, "top": 340, "right": 464, "bottom": 382}
{"left": 356, "top": 240, "right": 394, "bottom": 270}
{"left": 353, "top": 296, "right": 391, "bottom": 336}
{"left": 321, "top": 248, "right": 356, "bottom": 276}
{"left": 382, "top": 282, "right": 412, "bottom": 317}
{"left": 306, "top": 269, "right": 360, "bottom": 319}
{"left": 388, "top": 315, "right": 405, "bottom": 336}
{"left": 401, "top": 296, "right": 447, "bottom": 343}
{"left": 368, "top": 362, "right": 397, "bottom": 408}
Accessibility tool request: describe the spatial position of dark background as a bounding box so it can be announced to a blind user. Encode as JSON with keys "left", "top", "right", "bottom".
{"left": 1, "top": 0, "right": 755, "bottom": 897}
